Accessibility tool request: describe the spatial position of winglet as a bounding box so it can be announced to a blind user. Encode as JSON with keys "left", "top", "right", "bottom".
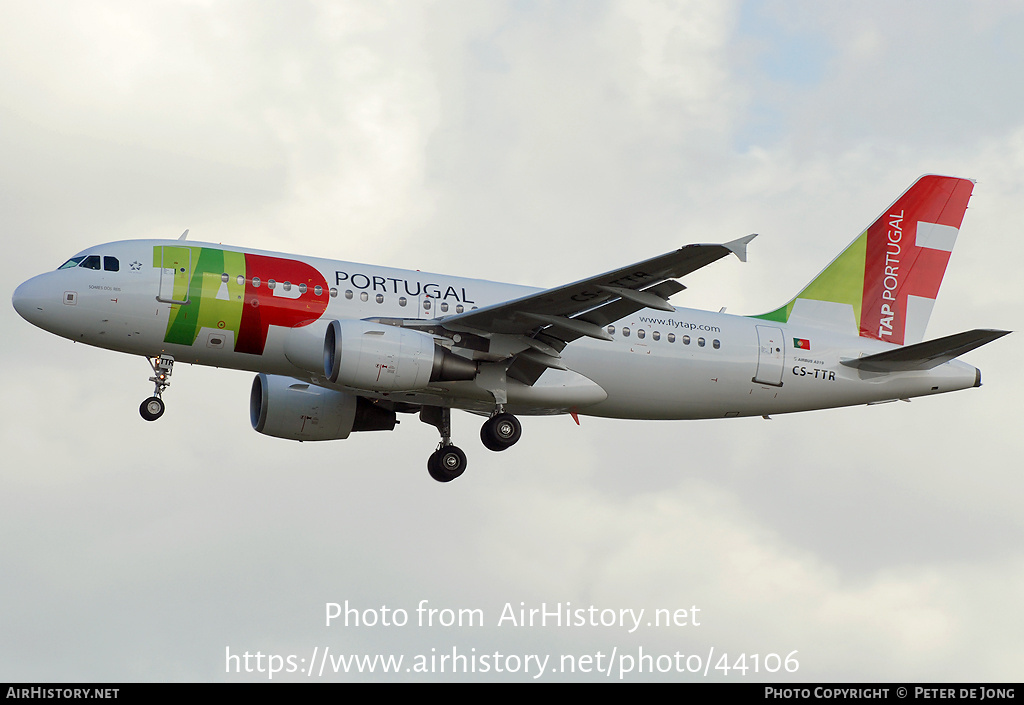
{"left": 179, "top": 229, "right": 190, "bottom": 241}
{"left": 724, "top": 234, "right": 757, "bottom": 263}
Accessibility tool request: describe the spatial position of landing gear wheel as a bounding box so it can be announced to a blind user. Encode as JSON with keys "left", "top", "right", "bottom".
{"left": 480, "top": 412, "right": 521, "bottom": 452}
{"left": 141, "top": 355, "right": 174, "bottom": 422}
{"left": 140, "top": 396, "right": 165, "bottom": 421}
{"left": 427, "top": 445, "right": 467, "bottom": 483}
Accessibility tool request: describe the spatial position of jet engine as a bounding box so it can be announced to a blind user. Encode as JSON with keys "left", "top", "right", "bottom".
{"left": 323, "top": 319, "right": 477, "bottom": 391}
{"left": 250, "top": 373, "right": 396, "bottom": 441}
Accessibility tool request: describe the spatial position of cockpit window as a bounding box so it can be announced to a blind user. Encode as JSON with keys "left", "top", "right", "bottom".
{"left": 58, "top": 257, "right": 85, "bottom": 270}
{"left": 80, "top": 255, "right": 101, "bottom": 270}
{"left": 104, "top": 257, "right": 119, "bottom": 272}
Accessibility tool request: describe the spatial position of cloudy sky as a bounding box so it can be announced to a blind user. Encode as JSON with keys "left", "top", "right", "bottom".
{"left": 3, "top": 0, "right": 1023, "bottom": 682}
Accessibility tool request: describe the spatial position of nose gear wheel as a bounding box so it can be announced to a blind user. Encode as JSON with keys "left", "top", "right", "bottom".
{"left": 140, "top": 396, "right": 165, "bottom": 421}
{"left": 140, "top": 355, "right": 174, "bottom": 422}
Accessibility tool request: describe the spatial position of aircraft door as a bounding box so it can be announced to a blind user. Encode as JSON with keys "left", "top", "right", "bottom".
{"left": 753, "top": 325, "right": 785, "bottom": 387}
{"left": 156, "top": 246, "right": 192, "bottom": 305}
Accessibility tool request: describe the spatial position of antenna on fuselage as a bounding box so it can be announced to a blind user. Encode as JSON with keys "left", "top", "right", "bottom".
{"left": 178, "top": 229, "right": 189, "bottom": 241}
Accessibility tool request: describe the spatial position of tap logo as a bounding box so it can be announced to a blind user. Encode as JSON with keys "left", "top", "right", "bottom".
{"left": 155, "top": 246, "right": 329, "bottom": 355}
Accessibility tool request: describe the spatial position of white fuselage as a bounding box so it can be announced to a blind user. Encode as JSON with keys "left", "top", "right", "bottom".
{"left": 12, "top": 239, "right": 980, "bottom": 421}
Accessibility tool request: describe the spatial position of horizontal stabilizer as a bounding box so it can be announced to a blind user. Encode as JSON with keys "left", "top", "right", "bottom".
{"left": 841, "top": 329, "right": 1010, "bottom": 372}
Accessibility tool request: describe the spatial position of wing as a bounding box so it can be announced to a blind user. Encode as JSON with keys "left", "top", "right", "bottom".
{"left": 428, "top": 235, "right": 756, "bottom": 384}
{"left": 443, "top": 235, "right": 754, "bottom": 337}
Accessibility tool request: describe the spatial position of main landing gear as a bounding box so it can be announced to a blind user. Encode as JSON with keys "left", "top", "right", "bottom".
{"left": 420, "top": 406, "right": 523, "bottom": 483}
{"left": 140, "top": 355, "right": 174, "bottom": 422}
{"left": 421, "top": 406, "right": 465, "bottom": 483}
{"left": 480, "top": 411, "right": 522, "bottom": 451}
{"left": 427, "top": 445, "right": 467, "bottom": 483}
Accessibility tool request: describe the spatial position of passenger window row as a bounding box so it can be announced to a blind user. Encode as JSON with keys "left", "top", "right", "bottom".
{"left": 340, "top": 289, "right": 473, "bottom": 313}
{"left": 226, "top": 275, "right": 478, "bottom": 315}
{"left": 59, "top": 258, "right": 476, "bottom": 317}
{"left": 606, "top": 325, "right": 721, "bottom": 350}
{"left": 247, "top": 276, "right": 326, "bottom": 297}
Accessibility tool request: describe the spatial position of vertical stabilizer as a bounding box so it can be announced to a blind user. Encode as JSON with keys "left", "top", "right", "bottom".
{"left": 754, "top": 175, "right": 974, "bottom": 345}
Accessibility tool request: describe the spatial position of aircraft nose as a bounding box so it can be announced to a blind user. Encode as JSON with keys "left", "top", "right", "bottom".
{"left": 12, "top": 275, "right": 52, "bottom": 327}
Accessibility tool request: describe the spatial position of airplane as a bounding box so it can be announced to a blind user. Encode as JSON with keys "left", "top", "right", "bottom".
{"left": 12, "top": 174, "right": 1009, "bottom": 482}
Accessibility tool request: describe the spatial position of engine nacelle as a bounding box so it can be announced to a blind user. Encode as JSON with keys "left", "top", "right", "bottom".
{"left": 250, "top": 373, "right": 396, "bottom": 441}
{"left": 323, "top": 319, "right": 476, "bottom": 391}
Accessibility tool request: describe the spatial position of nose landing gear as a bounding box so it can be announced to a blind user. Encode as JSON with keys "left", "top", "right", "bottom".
{"left": 140, "top": 355, "right": 174, "bottom": 422}
{"left": 140, "top": 396, "right": 165, "bottom": 421}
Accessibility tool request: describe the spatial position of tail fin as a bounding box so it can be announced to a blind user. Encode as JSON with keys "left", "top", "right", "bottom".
{"left": 754, "top": 175, "right": 975, "bottom": 345}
